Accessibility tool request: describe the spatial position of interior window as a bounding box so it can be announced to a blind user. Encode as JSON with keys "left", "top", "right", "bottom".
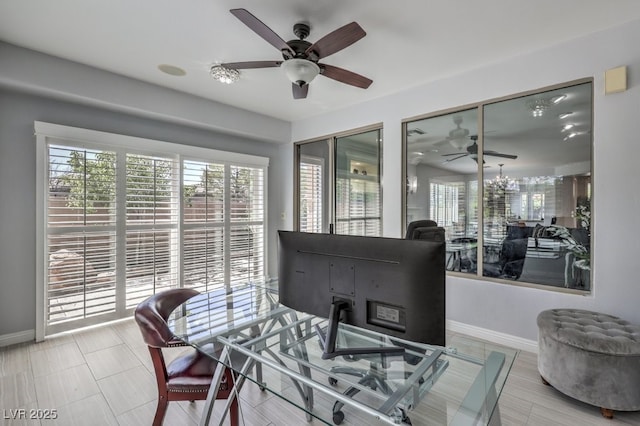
{"left": 403, "top": 80, "right": 592, "bottom": 291}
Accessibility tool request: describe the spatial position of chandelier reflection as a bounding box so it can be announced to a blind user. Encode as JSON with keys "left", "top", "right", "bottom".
{"left": 488, "top": 164, "right": 519, "bottom": 191}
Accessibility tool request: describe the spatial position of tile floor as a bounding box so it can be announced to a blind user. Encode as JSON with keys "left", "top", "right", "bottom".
{"left": 1, "top": 319, "right": 639, "bottom": 425}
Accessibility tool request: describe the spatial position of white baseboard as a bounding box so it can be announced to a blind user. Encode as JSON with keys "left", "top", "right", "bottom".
{"left": 1, "top": 322, "right": 538, "bottom": 354}
{"left": 447, "top": 320, "right": 538, "bottom": 354}
{"left": 0, "top": 329, "right": 35, "bottom": 348}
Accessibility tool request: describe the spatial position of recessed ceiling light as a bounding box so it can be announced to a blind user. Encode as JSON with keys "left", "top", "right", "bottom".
{"left": 157, "top": 64, "right": 186, "bottom": 76}
{"left": 563, "top": 132, "right": 578, "bottom": 141}
{"left": 559, "top": 112, "right": 573, "bottom": 119}
{"left": 562, "top": 124, "right": 575, "bottom": 132}
{"left": 551, "top": 94, "right": 567, "bottom": 104}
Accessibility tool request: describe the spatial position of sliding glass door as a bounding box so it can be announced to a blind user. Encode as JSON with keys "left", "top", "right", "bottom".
{"left": 37, "top": 122, "right": 268, "bottom": 337}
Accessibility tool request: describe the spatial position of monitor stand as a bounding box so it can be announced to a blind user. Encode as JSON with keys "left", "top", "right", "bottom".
{"left": 315, "top": 300, "right": 405, "bottom": 360}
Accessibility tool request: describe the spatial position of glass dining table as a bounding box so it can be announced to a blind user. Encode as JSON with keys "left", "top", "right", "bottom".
{"left": 168, "top": 284, "right": 518, "bottom": 426}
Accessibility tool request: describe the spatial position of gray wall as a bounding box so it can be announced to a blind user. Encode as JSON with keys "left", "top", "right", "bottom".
{"left": 0, "top": 88, "right": 287, "bottom": 336}
{"left": 291, "top": 18, "right": 640, "bottom": 343}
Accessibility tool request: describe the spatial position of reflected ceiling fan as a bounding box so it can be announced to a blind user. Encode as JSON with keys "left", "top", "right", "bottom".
{"left": 442, "top": 135, "right": 518, "bottom": 164}
{"left": 435, "top": 115, "right": 471, "bottom": 150}
{"left": 221, "top": 8, "right": 373, "bottom": 99}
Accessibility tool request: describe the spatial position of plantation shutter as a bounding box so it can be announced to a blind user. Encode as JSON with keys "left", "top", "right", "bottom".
{"left": 182, "top": 161, "right": 225, "bottom": 292}
{"left": 37, "top": 122, "right": 268, "bottom": 337}
{"left": 229, "top": 165, "right": 265, "bottom": 286}
{"left": 46, "top": 145, "right": 118, "bottom": 324}
{"left": 124, "top": 153, "right": 180, "bottom": 308}
{"left": 298, "top": 157, "right": 323, "bottom": 233}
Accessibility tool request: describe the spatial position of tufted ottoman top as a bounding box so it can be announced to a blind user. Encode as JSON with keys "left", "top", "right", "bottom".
{"left": 537, "top": 309, "right": 640, "bottom": 356}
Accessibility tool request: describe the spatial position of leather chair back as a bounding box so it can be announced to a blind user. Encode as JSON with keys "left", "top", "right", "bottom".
{"left": 135, "top": 288, "right": 199, "bottom": 348}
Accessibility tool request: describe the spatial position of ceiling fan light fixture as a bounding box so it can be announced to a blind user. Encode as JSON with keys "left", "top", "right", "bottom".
{"left": 210, "top": 65, "right": 240, "bottom": 84}
{"left": 282, "top": 58, "right": 320, "bottom": 86}
{"left": 449, "top": 137, "right": 469, "bottom": 151}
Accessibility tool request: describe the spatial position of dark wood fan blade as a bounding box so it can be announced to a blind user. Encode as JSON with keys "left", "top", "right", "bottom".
{"left": 222, "top": 61, "right": 282, "bottom": 70}
{"left": 320, "top": 64, "right": 372, "bottom": 89}
{"left": 230, "top": 9, "right": 294, "bottom": 55}
{"left": 444, "top": 154, "right": 469, "bottom": 162}
{"left": 292, "top": 83, "right": 308, "bottom": 99}
{"left": 305, "top": 22, "right": 366, "bottom": 59}
{"left": 484, "top": 151, "right": 518, "bottom": 159}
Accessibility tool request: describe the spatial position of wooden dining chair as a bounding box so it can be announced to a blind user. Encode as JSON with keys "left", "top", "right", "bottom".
{"left": 134, "top": 288, "right": 239, "bottom": 426}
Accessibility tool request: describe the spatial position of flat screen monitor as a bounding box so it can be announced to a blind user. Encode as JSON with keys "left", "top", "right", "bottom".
{"left": 277, "top": 230, "right": 446, "bottom": 357}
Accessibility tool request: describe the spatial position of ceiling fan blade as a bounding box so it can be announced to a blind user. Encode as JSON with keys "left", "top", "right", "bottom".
{"left": 292, "top": 83, "right": 308, "bottom": 99}
{"left": 444, "top": 154, "right": 469, "bottom": 163}
{"left": 305, "top": 22, "right": 366, "bottom": 59}
{"left": 442, "top": 152, "right": 469, "bottom": 157}
{"left": 222, "top": 61, "right": 282, "bottom": 70}
{"left": 484, "top": 151, "right": 518, "bottom": 159}
{"left": 320, "top": 64, "right": 372, "bottom": 89}
{"left": 230, "top": 9, "right": 294, "bottom": 56}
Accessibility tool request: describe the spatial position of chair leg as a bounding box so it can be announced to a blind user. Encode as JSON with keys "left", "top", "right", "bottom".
{"left": 153, "top": 395, "right": 168, "bottom": 426}
{"left": 229, "top": 396, "right": 239, "bottom": 426}
{"left": 600, "top": 407, "right": 614, "bottom": 419}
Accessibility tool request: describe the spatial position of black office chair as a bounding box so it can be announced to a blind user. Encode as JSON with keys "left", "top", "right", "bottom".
{"left": 483, "top": 237, "right": 528, "bottom": 279}
{"left": 405, "top": 219, "right": 437, "bottom": 239}
{"left": 448, "top": 237, "right": 478, "bottom": 272}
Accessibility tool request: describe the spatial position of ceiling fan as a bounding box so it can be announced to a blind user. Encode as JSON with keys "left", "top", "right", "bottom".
{"left": 436, "top": 115, "right": 471, "bottom": 150}
{"left": 221, "top": 8, "right": 373, "bottom": 99}
{"left": 442, "top": 135, "right": 518, "bottom": 164}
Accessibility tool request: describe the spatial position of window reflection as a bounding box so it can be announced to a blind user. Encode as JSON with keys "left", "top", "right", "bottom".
{"left": 335, "top": 129, "right": 382, "bottom": 236}
{"left": 404, "top": 80, "right": 592, "bottom": 291}
{"left": 296, "top": 128, "right": 382, "bottom": 237}
{"left": 406, "top": 108, "right": 480, "bottom": 273}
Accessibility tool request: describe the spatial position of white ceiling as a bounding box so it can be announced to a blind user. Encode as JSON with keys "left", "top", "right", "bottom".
{"left": 2, "top": 1, "right": 640, "bottom": 122}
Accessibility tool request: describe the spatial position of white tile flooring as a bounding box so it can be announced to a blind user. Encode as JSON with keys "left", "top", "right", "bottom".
{"left": 1, "top": 319, "right": 640, "bottom": 425}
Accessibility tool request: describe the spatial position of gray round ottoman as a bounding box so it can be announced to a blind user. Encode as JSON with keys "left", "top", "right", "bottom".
{"left": 537, "top": 309, "right": 640, "bottom": 418}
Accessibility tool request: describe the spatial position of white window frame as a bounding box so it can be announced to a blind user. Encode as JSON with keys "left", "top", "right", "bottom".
{"left": 35, "top": 121, "right": 269, "bottom": 340}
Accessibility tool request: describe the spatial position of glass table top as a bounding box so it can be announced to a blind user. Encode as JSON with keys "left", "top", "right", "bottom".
{"left": 168, "top": 284, "right": 518, "bottom": 425}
